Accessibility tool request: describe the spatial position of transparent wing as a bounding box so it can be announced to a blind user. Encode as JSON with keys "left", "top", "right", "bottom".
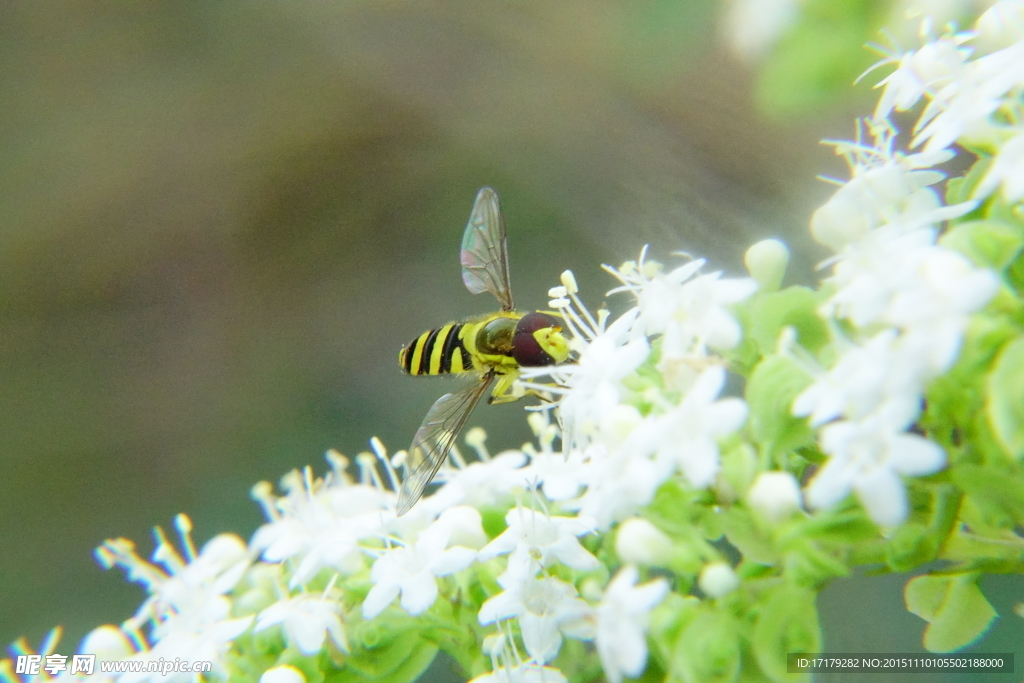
{"left": 396, "top": 373, "right": 495, "bottom": 516}
{"left": 460, "top": 187, "right": 514, "bottom": 311}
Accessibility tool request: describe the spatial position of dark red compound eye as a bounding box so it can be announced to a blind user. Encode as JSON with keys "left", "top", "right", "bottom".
{"left": 512, "top": 312, "right": 563, "bottom": 366}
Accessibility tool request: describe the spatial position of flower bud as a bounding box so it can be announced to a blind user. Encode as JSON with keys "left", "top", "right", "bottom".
{"left": 810, "top": 188, "right": 871, "bottom": 251}
{"left": 580, "top": 577, "right": 604, "bottom": 602}
{"left": 744, "top": 239, "right": 789, "bottom": 291}
{"left": 615, "top": 517, "right": 673, "bottom": 566}
{"left": 747, "top": 471, "right": 802, "bottom": 522}
{"left": 260, "top": 665, "right": 307, "bottom": 683}
{"left": 80, "top": 625, "right": 133, "bottom": 659}
{"left": 698, "top": 561, "right": 739, "bottom": 598}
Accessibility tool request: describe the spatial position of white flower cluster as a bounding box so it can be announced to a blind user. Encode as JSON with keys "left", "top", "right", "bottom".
{"left": 69, "top": 255, "right": 752, "bottom": 683}
{"left": 791, "top": 2, "right": 1019, "bottom": 525}
{"left": 871, "top": 0, "right": 1024, "bottom": 201}
{"left": 520, "top": 258, "right": 756, "bottom": 531}
{"left": 88, "top": 516, "right": 257, "bottom": 681}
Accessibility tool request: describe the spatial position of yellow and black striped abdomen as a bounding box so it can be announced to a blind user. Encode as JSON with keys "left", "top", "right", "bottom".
{"left": 400, "top": 323, "right": 473, "bottom": 376}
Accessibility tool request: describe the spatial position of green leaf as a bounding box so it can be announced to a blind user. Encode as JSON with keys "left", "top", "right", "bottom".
{"left": 951, "top": 463, "right": 1024, "bottom": 526}
{"left": 783, "top": 541, "right": 849, "bottom": 585}
{"left": 986, "top": 336, "right": 1024, "bottom": 460}
{"left": 752, "top": 585, "right": 820, "bottom": 683}
{"left": 480, "top": 507, "right": 508, "bottom": 539}
{"left": 672, "top": 608, "right": 741, "bottom": 683}
{"left": 756, "top": 0, "right": 881, "bottom": 116}
{"left": 329, "top": 640, "right": 438, "bottom": 683}
{"left": 745, "top": 287, "right": 829, "bottom": 355}
{"left": 925, "top": 316, "right": 1017, "bottom": 450}
{"left": 945, "top": 156, "right": 992, "bottom": 209}
{"left": 939, "top": 220, "right": 1024, "bottom": 270}
{"left": 905, "top": 575, "right": 948, "bottom": 621}
{"left": 905, "top": 574, "right": 997, "bottom": 652}
{"left": 342, "top": 627, "right": 434, "bottom": 681}
{"left": 650, "top": 593, "right": 701, "bottom": 664}
{"left": 646, "top": 479, "right": 697, "bottom": 535}
{"left": 720, "top": 507, "right": 776, "bottom": 564}
{"left": 719, "top": 442, "right": 758, "bottom": 503}
{"left": 746, "top": 355, "right": 814, "bottom": 459}
{"left": 1008, "top": 247, "right": 1024, "bottom": 295}
{"left": 885, "top": 523, "right": 939, "bottom": 572}
{"left": 793, "top": 509, "right": 876, "bottom": 544}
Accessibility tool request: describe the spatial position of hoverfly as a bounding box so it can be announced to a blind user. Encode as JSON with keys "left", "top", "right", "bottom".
{"left": 396, "top": 187, "right": 571, "bottom": 515}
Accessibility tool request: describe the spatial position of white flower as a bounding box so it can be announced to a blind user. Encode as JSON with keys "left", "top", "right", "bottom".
{"left": 362, "top": 521, "right": 476, "bottom": 619}
{"left": 533, "top": 311, "right": 648, "bottom": 452}
{"left": 872, "top": 36, "right": 972, "bottom": 121}
{"left": 434, "top": 505, "right": 488, "bottom": 550}
{"left": 806, "top": 415, "right": 946, "bottom": 526}
{"left": 629, "top": 262, "right": 756, "bottom": 354}
{"left": 651, "top": 366, "right": 748, "bottom": 489}
{"left": 792, "top": 329, "right": 923, "bottom": 428}
{"left": 607, "top": 254, "right": 757, "bottom": 361}
{"left": 122, "top": 606, "right": 252, "bottom": 683}
{"left": 517, "top": 448, "right": 588, "bottom": 502}
{"left": 478, "top": 575, "right": 594, "bottom": 664}
{"left": 478, "top": 508, "right": 599, "bottom": 581}
{"left": 912, "top": 41, "right": 1024, "bottom": 152}
{"left": 883, "top": 247, "right": 999, "bottom": 372}
{"left": 95, "top": 518, "right": 254, "bottom": 682}
{"left": 251, "top": 472, "right": 388, "bottom": 587}
{"left": 746, "top": 471, "right": 803, "bottom": 522}
{"left": 595, "top": 566, "right": 668, "bottom": 683}
{"left": 513, "top": 413, "right": 588, "bottom": 501}
{"left": 826, "top": 227, "right": 993, "bottom": 340}
{"left": 255, "top": 593, "right": 348, "bottom": 655}
{"left": 573, "top": 438, "right": 672, "bottom": 531}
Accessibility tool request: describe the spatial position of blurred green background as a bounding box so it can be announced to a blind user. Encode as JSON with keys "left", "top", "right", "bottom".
{"left": 2, "top": 0, "right": 1014, "bottom": 675}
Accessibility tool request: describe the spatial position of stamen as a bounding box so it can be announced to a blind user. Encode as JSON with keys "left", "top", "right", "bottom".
{"left": 391, "top": 449, "right": 408, "bottom": 473}
{"left": 568, "top": 288, "right": 600, "bottom": 336}
{"left": 516, "top": 380, "right": 572, "bottom": 396}
{"left": 279, "top": 469, "right": 302, "bottom": 496}
{"left": 251, "top": 481, "right": 279, "bottom": 521}
{"left": 174, "top": 514, "right": 197, "bottom": 563}
{"left": 560, "top": 270, "right": 579, "bottom": 294}
{"left": 356, "top": 452, "right": 384, "bottom": 491}
{"left": 303, "top": 466, "right": 316, "bottom": 498}
{"left": 40, "top": 627, "right": 63, "bottom": 658}
{"left": 324, "top": 449, "right": 352, "bottom": 486}
{"left": 370, "top": 438, "right": 401, "bottom": 493}
{"left": 465, "top": 427, "right": 491, "bottom": 462}
{"left": 526, "top": 412, "right": 547, "bottom": 437}
{"left": 449, "top": 443, "right": 468, "bottom": 470}
{"left": 151, "top": 525, "right": 185, "bottom": 573}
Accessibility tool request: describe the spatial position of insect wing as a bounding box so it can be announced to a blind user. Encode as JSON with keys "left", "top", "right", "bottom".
{"left": 396, "top": 373, "right": 495, "bottom": 516}
{"left": 460, "top": 187, "right": 514, "bottom": 311}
